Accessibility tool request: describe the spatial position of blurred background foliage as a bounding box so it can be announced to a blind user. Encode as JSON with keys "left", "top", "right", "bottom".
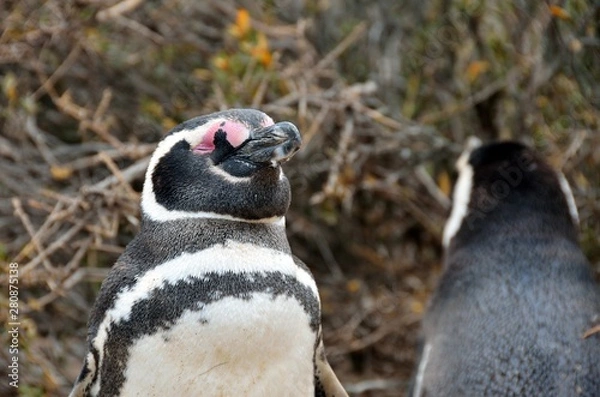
{"left": 0, "top": 0, "right": 599, "bottom": 396}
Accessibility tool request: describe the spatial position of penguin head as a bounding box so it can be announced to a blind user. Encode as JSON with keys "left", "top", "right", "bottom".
{"left": 442, "top": 140, "right": 579, "bottom": 248}
{"left": 141, "top": 109, "right": 301, "bottom": 223}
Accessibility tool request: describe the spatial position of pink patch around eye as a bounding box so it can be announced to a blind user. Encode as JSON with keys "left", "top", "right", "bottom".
{"left": 193, "top": 120, "right": 250, "bottom": 154}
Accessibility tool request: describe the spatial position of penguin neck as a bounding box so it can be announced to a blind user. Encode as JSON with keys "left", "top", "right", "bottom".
{"left": 448, "top": 201, "right": 579, "bottom": 256}
{"left": 444, "top": 217, "right": 588, "bottom": 279}
{"left": 139, "top": 215, "right": 291, "bottom": 253}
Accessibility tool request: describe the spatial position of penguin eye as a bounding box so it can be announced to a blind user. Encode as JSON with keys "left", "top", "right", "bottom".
{"left": 191, "top": 120, "right": 249, "bottom": 155}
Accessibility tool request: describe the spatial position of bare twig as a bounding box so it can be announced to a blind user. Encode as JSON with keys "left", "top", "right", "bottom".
{"left": 20, "top": 220, "right": 87, "bottom": 277}
{"left": 110, "top": 16, "right": 166, "bottom": 45}
{"left": 583, "top": 325, "right": 600, "bottom": 339}
{"left": 12, "top": 198, "right": 56, "bottom": 277}
{"left": 559, "top": 130, "right": 587, "bottom": 169}
{"left": 335, "top": 322, "right": 397, "bottom": 354}
{"left": 84, "top": 156, "right": 150, "bottom": 193}
{"left": 25, "top": 116, "right": 58, "bottom": 166}
{"left": 352, "top": 102, "right": 404, "bottom": 130}
{"left": 419, "top": 70, "right": 519, "bottom": 124}
{"left": 344, "top": 379, "right": 406, "bottom": 394}
{"left": 313, "top": 22, "right": 368, "bottom": 73}
{"left": 97, "top": 151, "right": 140, "bottom": 200}
{"left": 310, "top": 115, "right": 355, "bottom": 206}
{"left": 26, "top": 238, "right": 91, "bottom": 312}
{"left": 33, "top": 43, "right": 82, "bottom": 100}
{"left": 96, "top": 0, "right": 144, "bottom": 22}
{"left": 415, "top": 165, "right": 451, "bottom": 210}
{"left": 299, "top": 104, "right": 330, "bottom": 153}
{"left": 251, "top": 72, "right": 271, "bottom": 108}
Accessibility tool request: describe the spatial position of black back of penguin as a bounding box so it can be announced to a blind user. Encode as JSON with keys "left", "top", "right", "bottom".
{"left": 412, "top": 141, "right": 600, "bottom": 397}
{"left": 69, "top": 109, "right": 347, "bottom": 397}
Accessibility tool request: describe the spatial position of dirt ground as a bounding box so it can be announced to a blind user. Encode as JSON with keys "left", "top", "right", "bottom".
{"left": 1, "top": 1, "right": 599, "bottom": 396}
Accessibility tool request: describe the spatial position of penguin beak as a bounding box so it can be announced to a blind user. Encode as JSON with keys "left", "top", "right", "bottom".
{"left": 232, "top": 121, "right": 302, "bottom": 165}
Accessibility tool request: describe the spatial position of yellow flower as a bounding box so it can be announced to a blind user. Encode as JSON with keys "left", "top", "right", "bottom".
{"left": 465, "top": 60, "right": 490, "bottom": 82}
{"left": 549, "top": 5, "right": 570, "bottom": 20}
{"left": 250, "top": 32, "right": 273, "bottom": 68}
{"left": 229, "top": 9, "right": 252, "bottom": 39}
{"left": 212, "top": 54, "right": 230, "bottom": 70}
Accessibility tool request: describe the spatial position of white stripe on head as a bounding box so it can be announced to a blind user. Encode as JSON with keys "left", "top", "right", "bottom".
{"left": 557, "top": 172, "right": 579, "bottom": 225}
{"left": 442, "top": 137, "right": 482, "bottom": 248}
{"left": 142, "top": 121, "right": 221, "bottom": 220}
{"left": 262, "top": 114, "right": 274, "bottom": 127}
{"left": 146, "top": 121, "right": 229, "bottom": 185}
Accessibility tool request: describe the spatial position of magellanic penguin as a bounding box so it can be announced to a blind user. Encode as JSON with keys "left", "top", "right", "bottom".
{"left": 70, "top": 109, "right": 348, "bottom": 397}
{"left": 411, "top": 140, "right": 600, "bottom": 397}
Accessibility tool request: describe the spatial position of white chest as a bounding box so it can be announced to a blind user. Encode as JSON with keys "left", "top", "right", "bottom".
{"left": 93, "top": 241, "right": 320, "bottom": 396}
{"left": 120, "top": 293, "right": 317, "bottom": 396}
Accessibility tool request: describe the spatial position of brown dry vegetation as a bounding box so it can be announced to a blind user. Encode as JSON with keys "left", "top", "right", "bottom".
{"left": 1, "top": 1, "right": 599, "bottom": 396}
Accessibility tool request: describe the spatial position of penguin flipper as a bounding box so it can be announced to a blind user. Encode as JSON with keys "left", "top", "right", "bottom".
{"left": 314, "top": 336, "right": 348, "bottom": 397}
{"left": 69, "top": 352, "right": 96, "bottom": 397}
{"left": 69, "top": 260, "right": 134, "bottom": 397}
{"left": 69, "top": 380, "right": 86, "bottom": 397}
{"left": 288, "top": 255, "right": 348, "bottom": 396}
